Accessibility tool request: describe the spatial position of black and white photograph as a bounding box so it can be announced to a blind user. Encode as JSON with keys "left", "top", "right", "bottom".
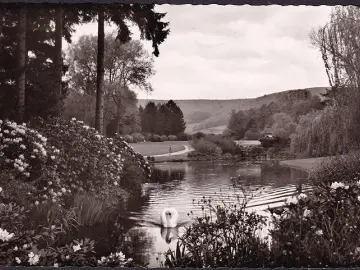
{"left": 1, "top": 1, "right": 360, "bottom": 268}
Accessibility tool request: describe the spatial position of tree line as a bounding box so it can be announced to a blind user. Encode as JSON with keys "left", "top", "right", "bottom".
{"left": 226, "top": 90, "right": 324, "bottom": 141}
{"left": 139, "top": 100, "right": 186, "bottom": 136}
{"left": 0, "top": 4, "right": 169, "bottom": 135}
{"left": 226, "top": 6, "right": 360, "bottom": 157}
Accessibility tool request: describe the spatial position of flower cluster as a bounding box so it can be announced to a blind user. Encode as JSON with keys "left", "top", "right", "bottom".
{"left": 0, "top": 227, "right": 14, "bottom": 242}
{"left": 270, "top": 178, "right": 360, "bottom": 267}
{"left": 0, "top": 120, "right": 59, "bottom": 178}
{"left": 97, "top": 251, "right": 133, "bottom": 267}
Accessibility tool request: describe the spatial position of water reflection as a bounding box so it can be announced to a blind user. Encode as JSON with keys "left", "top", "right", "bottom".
{"left": 122, "top": 160, "right": 310, "bottom": 267}
{"left": 160, "top": 227, "right": 179, "bottom": 244}
{"left": 149, "top": 165, "right": 186, "bottom": 184}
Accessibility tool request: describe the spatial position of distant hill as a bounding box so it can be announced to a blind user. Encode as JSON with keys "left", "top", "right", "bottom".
{"left": 137, "top": 87, "right": 329, "bottom": 134}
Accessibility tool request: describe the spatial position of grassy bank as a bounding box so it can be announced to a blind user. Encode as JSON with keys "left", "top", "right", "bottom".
{"left": 129, "top": 141, "right": 190, "bottom": 156}
{"left": 279, "top": 156, "right": 338, "bottom": 178}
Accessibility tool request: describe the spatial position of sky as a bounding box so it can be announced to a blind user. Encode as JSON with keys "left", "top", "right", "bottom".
{"left": 65, "top": 5, "right": 333, "bottom": 100}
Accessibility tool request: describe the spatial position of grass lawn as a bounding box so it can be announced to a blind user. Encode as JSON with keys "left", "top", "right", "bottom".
{"left": 129, "top": 141, "right": 191, "bottom": 156}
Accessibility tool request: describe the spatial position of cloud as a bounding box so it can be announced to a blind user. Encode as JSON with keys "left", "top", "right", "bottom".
{"left": 68, "top": 5, "right": 333, "bottom": 100}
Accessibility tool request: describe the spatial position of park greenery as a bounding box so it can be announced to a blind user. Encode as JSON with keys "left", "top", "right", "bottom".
{"left": 2, "top": 3, "right": 360, "bottom": 268}
{"left": 161, "top": 6, "right": 360, "bottom": 268}
{"left": 0, "top": 3, "right": 169, "bottom": 267}
{"left": 226, "top": 6, "right": 360, "bottom": 159}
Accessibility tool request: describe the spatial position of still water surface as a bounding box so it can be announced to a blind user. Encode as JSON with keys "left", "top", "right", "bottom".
{"left": 124, "top": 160, "right": 310, "bottom": 267}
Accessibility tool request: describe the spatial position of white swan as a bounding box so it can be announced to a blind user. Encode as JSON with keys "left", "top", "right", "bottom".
{"left": 160, "top": 227, "right": 179, "bottom": 244}
{"left": 160, "top": 207, "right": 179, "bottom": 228}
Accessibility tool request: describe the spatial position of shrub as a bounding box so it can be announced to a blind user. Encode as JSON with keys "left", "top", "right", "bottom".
{"left": 311, "top": 151, "right": 360, "bottom": 185}
{"left": 270, "top": 183, "right": 360, "bottom": 267}
{"left": 131, "top": 133, "right": 145, "bottom": 143}
{"left": 176, "top": 133, "right": 190, "bottom": 141}
{"left": 143, "top": 133, "right": 152, "bottom": 141}
{"left": 0, "top": 120, "right": 65, "bottom": 206}
{"left": 160, "top": 135, "right": 168, "bottom": 142}
{"left": 192, "top": 132, "right": 205, "bottom": 140}
{"left": 124, "top": 135, "right": 134, "bottom": 143}
{"left": 166, "top": 188, "right": 270, "bottom": 267}
{"left": 30, "top": 118, "right": 128, "bottom": 204}
{"left": 168, "top": 135, "right": 177, "bottom": 141}
{"left": 0, "top": 117, "right": 150, "bottom": 267}
{"left": 249, "top": 146, "right": 265, "bottom": 156}
{"left": 206, "top": 135, "right": 241, "bottom": 155}
{"left": 150, "top": 134, "right": 162, "bottom": 142}
{"left": 190, "top": 138, "right": 222, "bottom": 156}
{"left": 270, "top": 154, "right": 360, "bottom": 267}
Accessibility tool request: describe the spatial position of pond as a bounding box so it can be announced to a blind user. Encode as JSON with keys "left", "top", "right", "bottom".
{"left": 123, "top": 160, "right": 310, "bottom": 267}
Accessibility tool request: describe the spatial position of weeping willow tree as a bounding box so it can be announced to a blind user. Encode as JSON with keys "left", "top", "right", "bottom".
{"left": 310, "top": 6, "right": 360, "bottom": 93}
{"left": 291, "top": 6, "right": 360, "bottom": 155}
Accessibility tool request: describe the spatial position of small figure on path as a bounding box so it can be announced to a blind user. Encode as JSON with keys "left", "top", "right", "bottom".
{"left": 169, "top": 145, "right": 172, "bottom": 156}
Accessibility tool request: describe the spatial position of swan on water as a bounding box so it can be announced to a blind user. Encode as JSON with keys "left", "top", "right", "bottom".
{"left": 161, "top": 227, "right": 179, "bottom": 244}
{"left": 160, "top": 207, "right": 179, "bottom": 228}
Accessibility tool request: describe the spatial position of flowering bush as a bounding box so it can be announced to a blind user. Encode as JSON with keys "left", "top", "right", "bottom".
{"left": 270, "top": 165, "right": 360, "bottom": 267}
{"left": 27, "top": 117, "right": 151, "bottom": 203}
{"left": 166, "top": 188, "right": 270, "bottom": 268}
{"left": 0, "top": 117, "right": 153, "bottom": 267}
{"left": 0, "top": 120, "right": 63, "bottom": 205}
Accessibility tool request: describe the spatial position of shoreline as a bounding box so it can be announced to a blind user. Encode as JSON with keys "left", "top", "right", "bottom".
{"left": 279, "top": 156, "right": 334, "bottom": 178}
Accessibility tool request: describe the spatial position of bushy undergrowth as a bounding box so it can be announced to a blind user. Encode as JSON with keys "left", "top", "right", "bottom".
{"left": 167, "top": 153, "right": 360, "bottom": 268}
{"left": 165, "top": 187, "right": 270, "bottom": 267}
{"left": 0, "top": 117, "right": 151, "bottom": 267}
{"left": 269, "top": 152, "right": 360, "bottom": 267}
{"left": 190, "top": 138, "right": 222, "bottom": 157}
{"left": 189, "top": 133, "right": 245, "bottom": 157}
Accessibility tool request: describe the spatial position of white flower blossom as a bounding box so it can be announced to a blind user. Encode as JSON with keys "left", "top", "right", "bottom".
{"left": 315, "top": 229, "right": 323, "bottom": 236}
{"left": 72, "top": 244, "right": 81, "bottom": 252}
{"left": 15, "top": 257, "right": 21, "bottom": 264}
{"left": 13, "top": 246, "right": 18, "bottom": 251}
{"left": 286, "top": 196, "right": 298, "bottom": 205}
{"left": 53, "top": 263, "right": 59, "bottom": 268}
{"left": 330, "top": 182, "right": 347, "bottom": 189}
{"left": 0, "top": 187, "right": 2, "bottom": 193}
{"left": 28, "top": 252, "right": 40, "bottom": 265}
{"left": 303, "top": 209, "right": 312, "bottom": 217}
{"left": 116, "top": 251, "right": 126, "bottom": 261}
{"left": 0, "top": 228, "right": 14, "bottom": 241}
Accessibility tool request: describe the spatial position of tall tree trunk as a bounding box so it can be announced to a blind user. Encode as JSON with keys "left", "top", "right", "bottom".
{"left": 55, "top": 5, "right": 63, "bottom": 118}
{"left": 17, "top": 6, "right": 27, "bottom": 122}
{"left": 95, "top": 10, "right": 105, "bottom": 134}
